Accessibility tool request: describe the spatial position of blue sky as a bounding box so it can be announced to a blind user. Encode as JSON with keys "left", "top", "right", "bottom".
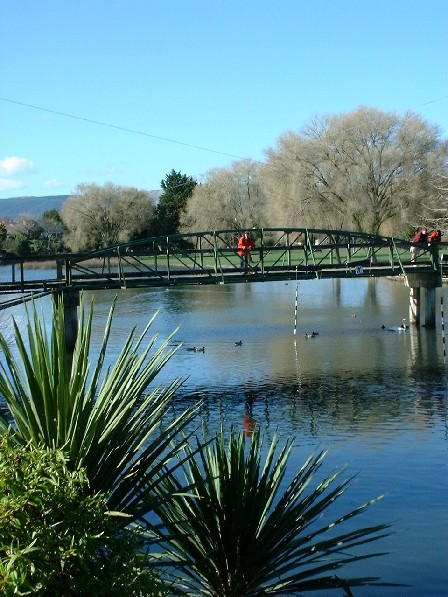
{"left": 1, "top": 0, "right": 447, "bottom": 200}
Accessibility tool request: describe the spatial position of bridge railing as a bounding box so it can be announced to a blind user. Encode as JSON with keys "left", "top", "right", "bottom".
{"left": 61, "top": 228, "right": 440, "bottom": 286}
{"left": 0, "top": 228, "right": 442, "bottom": 301}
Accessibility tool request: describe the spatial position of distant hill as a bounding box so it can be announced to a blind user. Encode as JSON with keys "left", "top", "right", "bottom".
{"left": 0, "top": 195, "right": 69, "bottom": 220}
{"left": 0, "top": 191, "right": 162, "bottom": 220}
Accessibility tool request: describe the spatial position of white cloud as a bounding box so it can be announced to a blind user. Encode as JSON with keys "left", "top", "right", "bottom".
{"left": 0, "top": 178, "right": 24, "bottom": 192}
{"left": 0, "top": 156, "right": 35, "bottom": 175}
{"left": 43, "top": 179, "right": 64, "bottom": 189}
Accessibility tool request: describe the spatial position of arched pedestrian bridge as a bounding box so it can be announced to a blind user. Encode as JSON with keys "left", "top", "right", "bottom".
{"left": 0, "top": 228, "right": 444, "bottom": 308}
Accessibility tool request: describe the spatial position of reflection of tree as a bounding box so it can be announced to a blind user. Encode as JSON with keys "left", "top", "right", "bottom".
{"left": 333, "top": 278, "right": 341, "bottom": 307}
{"left": 408, "top": 327, "right": 440, "bottom": 373}
{"left": 173, "top": 371, "right": 447, "bottom": 439}
{"left": 366, "top": 277, "right": 379, "bottom": 309}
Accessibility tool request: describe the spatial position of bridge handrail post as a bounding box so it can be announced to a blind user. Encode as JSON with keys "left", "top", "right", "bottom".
{"left": 389, "top": 241, "right": 395, "bottom": 271}
{"left": 199, "top": 235, "right": 204, "bottom": 269}
{"left": 117, "top": 246, "right": 126, "bottom": 288}
{"left": 20, "top": 260, "right": 24, "bottom": 292}
{"left": 391, "top": 238, "right": 405, "bottom": 274}
{"left": 166, "top": 238, "right": 170, "bottom": 280}
{"left": 346, "top": 235, "right": 352, "bottom": 265}
{"left": 65, "top": 256, "right": 72, "bottom": 285}
{"left": 56, "top": 258, "right": 63, "bottom": 280}
{"left": 287, "top": 231, "right": 291, "bottom": 266}
{"left": 213, "top": 231, "right": 218, "bottom": 275}
{"left": 259, "top": 228, "right": 264, "bottom": 274}
{"left": 153, "top": 241, "right": 158, "bottom": 272}
{"left": 212, "top": 231, "right": 225, "bottom": 282}
{"left": 305, "top": 229, "right": 316, "bottom": 267}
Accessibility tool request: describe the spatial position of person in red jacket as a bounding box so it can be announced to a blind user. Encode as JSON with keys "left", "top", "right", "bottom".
{"left": 428, "top": 229, "right": 442, "bottom": 244}
{"left": 428, "top": 229, "right": 442, "bottom": 267}
{"left": 237, "top": 231, "right": 254, "bottom": 272}
{"left": 410, "top": 227, "right": 427, "bottom": 263}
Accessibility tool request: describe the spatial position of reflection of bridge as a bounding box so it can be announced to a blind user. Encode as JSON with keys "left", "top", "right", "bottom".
{"left": 0, "top": 227, "right": 444, "bottom": 329}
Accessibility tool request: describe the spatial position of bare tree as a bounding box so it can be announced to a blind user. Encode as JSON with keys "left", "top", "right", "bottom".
{"left": 422, "top": 173, "right": 448, "bottom": 236}
{"left": 61, "top": 182, "right": 155, "bottom": 251}
{"left": 263, "top": 107, "right": 448, "bottom": 235}
{"left": 9, "top": 214, "right": 43, "bottom": 240}
{"left": 180, "top": 159, "right": 268, "bottom": 233}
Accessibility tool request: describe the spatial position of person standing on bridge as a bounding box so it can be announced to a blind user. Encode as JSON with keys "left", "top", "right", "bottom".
{"left": 428, "top": 229, "right": 442, "bottom": 244}
{"left": 410, "top": 227, "right": 427, "bottom": 263}
{"left": 237, "top": 231, "right": 255, "bottom": 273}
{"left": 428, "top": 229, "right": 442, "bottom": 267}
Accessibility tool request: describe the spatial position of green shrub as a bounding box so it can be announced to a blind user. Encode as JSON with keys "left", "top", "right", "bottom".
{"left": 0, "top": 433, "right": 168, "bottom": 596}
{"left": 0, "top": 295, "right": 200, "bottom": 520}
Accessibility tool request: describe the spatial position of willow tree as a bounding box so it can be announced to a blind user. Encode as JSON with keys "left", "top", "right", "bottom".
{"left": 61, "top": 182, "right": 155, "bottom": 251}
{"left": 262, "top": 107, "right": 448, "bottom": 235}
{"left": 180, "top": 159, "right": 268, "bottom": 233}
{"left": 422, "top": 172, "right": 448, "bottom": 237}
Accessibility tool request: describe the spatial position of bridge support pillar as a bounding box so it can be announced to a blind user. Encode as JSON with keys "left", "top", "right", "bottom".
{"left": 405, "top": 271, "right": 441, "bottom": 328}
{"left": 56, "top": 290, "right": 80, "bottom": 357}
{"left": 409, "top": 287, "right": 420, "bottom": 325}
{"left": 425, "top": 287, "right": 436, "bottom": 328}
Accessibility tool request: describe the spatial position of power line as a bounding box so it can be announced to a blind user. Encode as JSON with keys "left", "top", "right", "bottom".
{"left": 0, "top": 96, "right": 247, "bottom": 162}
{"left": 1, "top": 94, "right": 446, "bottom": 166}
{"left": 420, "top": 95, "right": 448, "bottom": 106}
{"left": 1, "top": 94, "right": 445, "bottom": 197}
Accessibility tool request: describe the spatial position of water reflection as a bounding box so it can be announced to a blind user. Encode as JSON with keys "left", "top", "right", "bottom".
{"left": 243, "top": 393, "right": 256, "bottom": 438}
{"left": 1, "top": 277, "right": 447, "bottom": 594}
{"left": 174, "top": 369, "right": 447, "bottom": 442}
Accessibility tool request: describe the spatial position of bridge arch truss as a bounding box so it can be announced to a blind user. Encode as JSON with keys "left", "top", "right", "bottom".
{"left": 57, "top": 227, "right": 443, "bottom": 289}
{"left": 0, "top": 227, "right": 443, "bottom": 309}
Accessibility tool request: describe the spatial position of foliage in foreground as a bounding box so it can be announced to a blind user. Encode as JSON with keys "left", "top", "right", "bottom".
{"left": 0, "top": 296, "right": 395, "bottom": 595}
{"left": 0, "top": 294, "right": 200, "bottom": 520}
{"left": 0, "top": 433, "right": 168, "bottom": 596}
{"left": 155, "top": 428, "right": 391, "bottom": 596}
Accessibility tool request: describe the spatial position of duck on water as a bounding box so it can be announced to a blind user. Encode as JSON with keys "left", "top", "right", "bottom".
{"left": 304, "top": 332, "right": 319, "bottom": 338}
{"left": 382, "top": 319, "right": 409, "bottom": 332}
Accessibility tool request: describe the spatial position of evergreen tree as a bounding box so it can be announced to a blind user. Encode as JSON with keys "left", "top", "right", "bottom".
{"left": 153, "top": 170, "right": 197, "bottom": 236}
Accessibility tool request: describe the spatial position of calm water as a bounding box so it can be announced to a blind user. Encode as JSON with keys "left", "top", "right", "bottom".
{"left": 1, "top": 273, "right": 447, "bottom": 595}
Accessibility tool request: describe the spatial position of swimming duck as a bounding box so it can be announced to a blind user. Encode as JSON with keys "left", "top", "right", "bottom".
{"left": 235, "top": 340, "right": 242, "bottom": 346}
{"left": 304, "top": 331, "right": 319, "bottom": 338}
{"left": 195, "top": 346, "right": 205, "bottom": 352}
{"left": 386, "top": 319, "right": 408, "bottom": 332}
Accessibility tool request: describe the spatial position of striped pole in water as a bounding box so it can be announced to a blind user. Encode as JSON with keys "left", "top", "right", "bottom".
{"left": 441, "top": 296, "right": 446, "bottom": 364}
{"left": 294, "top": 267, "right": 298, "bottom": 335}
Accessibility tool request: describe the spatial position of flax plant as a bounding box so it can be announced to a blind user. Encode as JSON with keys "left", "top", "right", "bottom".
{"left": 155, "top": 428, "right": 391, "bottom": 596}
{"left": 0, "top": 294, "right": 200, "bottom": 520}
